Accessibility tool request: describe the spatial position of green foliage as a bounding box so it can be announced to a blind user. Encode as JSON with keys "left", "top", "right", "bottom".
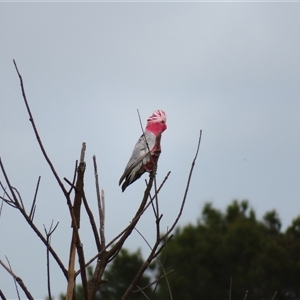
{"left": 58, "top": 200, "right": 300, "bottom": 300}
{"left": 97, "top": 248, "right": 153, "bottom": 300}
{"left": 59, "top": 249, "right": 153, "bottom": 300}
{"left": 156, "top": 200, "right": 300, "bottom": 300}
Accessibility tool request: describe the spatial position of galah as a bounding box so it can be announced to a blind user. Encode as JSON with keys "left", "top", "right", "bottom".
{"left": 119, "top": 110, "right": 167, "bottom": 192}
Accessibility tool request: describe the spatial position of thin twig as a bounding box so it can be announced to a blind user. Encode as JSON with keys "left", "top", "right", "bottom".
{"left": 43, "top": 220, "right": 59, "bottom": 300}
{"left": 0, "top": 183, "right": 16, "bottom": 208}
{"left": 271, "top": 291, "right": 277, "bottom": 300}
{"left": 93, "top": 155, "right": 105, "bottom": 249}
{"left": 0, "top": 259, "right": 34, "bottom": 300}
{"left": 164, "top": 129, "right": 202, "bottom": 236}
{"left": 243, "top": 290, "right": 248, "bottom": 300}
{"left": 0, "top": 194, "right": 4, "bottom": 219}
{"left": 121, "top": 236, "right": 165, "bottom": 300}
{"left": 0, "top": 197, "right": 17, "bottom": 208}
{"left": 13, "top": 60, "right": 69, "bottom": 198}
{"left": 11, "top": 187, "right": 24, "bottom": 211}
{"left": 64, "top": 177, "right": 77, "bottom": 191}
{"left": 133, "top": 270, "right": 174, "bottom": 293}
{"left": 155, "top": 236, "right": 172, "bottom": 298}
{"left": 65, "top": 160, "right": 79, "bottom": 195}
{"left": 5, "top": 256, "right": 20, "bottom": 300}
{"left": 134, "top": 227, "right": 173, "bottom": 298}
{"left": 0, "top": 159, "right": 68, "bottom": 278}
{"left": 0, "top": 182, "right": 13, "bottom": 202}
{"left": 29, "top": 176, "right": 41, "bottom": 221}
{"left": 82, "top": 191, "right": 101, "bottom": 253}
{"left": 101, "top": 189, "right": 105, "bottom": 240}
{"left": 0, "top": 159, "right": 20, "bottom": 208}
{"left": 135, "top": 286, "right": 151, "bottom": 300}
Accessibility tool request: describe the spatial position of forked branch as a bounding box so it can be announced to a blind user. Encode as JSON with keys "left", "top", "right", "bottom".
{"left": 122, "top": 129, "right": 202, "bottom": 299}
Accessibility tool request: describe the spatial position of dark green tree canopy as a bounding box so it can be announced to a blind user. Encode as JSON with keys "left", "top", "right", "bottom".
{"left": 157, "top": 200, "right": 300, "bottom": 300}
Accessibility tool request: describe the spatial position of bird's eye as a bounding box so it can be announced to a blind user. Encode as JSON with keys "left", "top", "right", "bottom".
{"left": 161, "top": 120, "right": 165, "bottom": 124}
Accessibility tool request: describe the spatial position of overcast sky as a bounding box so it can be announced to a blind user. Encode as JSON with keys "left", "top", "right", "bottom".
{"left": 1, "top": 2, "right": 300, "bottom": 299}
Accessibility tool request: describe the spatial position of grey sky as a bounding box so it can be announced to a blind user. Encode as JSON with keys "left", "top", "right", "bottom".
{"left": 1, "top": 2, "right": 300, "bottom": 299}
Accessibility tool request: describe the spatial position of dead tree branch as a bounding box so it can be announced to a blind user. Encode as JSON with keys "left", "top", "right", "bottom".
{"left": 44, "top": 221, "right": 59, "bottom": 300}
{"left": 93, "top": 155, "right": 105, "bottom": 250}
{"left": 271, "top": 291, "right": 277, "bottom": 300}
{"left": 133, "top": 270, "right": 174, "bottom": 293}
{"left": 122, "top": 129, "right": 202, "bottom": 299}
{"left": 13, "top": 60, "right": 69, "bottom": 199}
{"left": 66, "top": 143, "right": 88, "bottom": 300}
{"left": 0, "top": 289, "right": 7, "bottom": 300}
{"left": 1, "top": 61, "right": 202, "bottom": 300}
{"left": 0, "top": 159, "right": 68, "bottom": 279}
{"left": 29, "top": 176, "right": 41, "bottom": 221}
{"left": 0, "top": 259, "right": 34, "bottom": 300}
{"left": 5, "top": 257, "right": 20, "bottom": 300}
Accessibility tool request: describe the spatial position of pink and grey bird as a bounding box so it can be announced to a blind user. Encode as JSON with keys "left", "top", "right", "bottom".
{"left": 119, "top": 110, "right": 167, "bottom": 192}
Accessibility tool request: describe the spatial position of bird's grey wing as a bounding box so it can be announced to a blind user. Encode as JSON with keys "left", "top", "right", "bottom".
{"left": 119, "top": 132, "right": 156, "bottom": 185}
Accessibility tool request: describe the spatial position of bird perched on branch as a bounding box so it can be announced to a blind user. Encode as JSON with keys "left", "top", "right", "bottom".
{"left": 119, "top": 110, "right": 167, "bottom": 192}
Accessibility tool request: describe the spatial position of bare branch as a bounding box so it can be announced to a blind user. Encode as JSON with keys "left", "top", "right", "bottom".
{"left": 88, "top": 171, "right": 156, "bottom": 299}
{"left": 133, "top": 270, "right": 174, "bottom": 293}
{"left": 43, "top": 220, "right": 59, "bottom": 300}
{"left": 134, "top": 286, "right": 151, "bottom": 300}
{"left": 0, "top": 194, "right": 4, "bottom": 219}
{"left": 0, "top": 196, "right": 17, "bottom": 208}
{"left": 82, "top": 192, "right": 101, "bottom": 252}
{"left": 79, "top": 171, "right": 171, "bottom": 275}
{"left": 13, "top": 60, "right": 69, "bottom": 199}
{"left": 153, "top": 239, "right": 173, "bottom": 298}
{"left": 100, "top": 189, "right": 105, "bottom": 245}
{"left": 148, "top": 171, "right": 171, "bottom": 199}
{"left": 64, "top": 160, "right": 79, "bottom": 195}
{"left": 93, "top": 155, "right": 105, "bottom": 249}
{"left": 72, "top": 143, "right": 86, "bottom": 229}
{"left": 0, "top": 259, "right": 34, "bottom": 300}
{"left": 0, "top": 183, "right": 17, "bottom": 209}
{"left": 11, "top": 187, "right": 24, "bottom": 211}
{"left": 0, "top": 182, "right": 13, "bottom": 202}
{"left": 5, "top": 256, "right": 20, "bottom": 300}
{"left": 64, "top": 177, "right": 77, "bottom": 191}
{"left": 0, "top": 289, "right": 7, "bottom": 300}
{"left": 271, "top": 291, "right": 277, "bottom": 300}
{"left": 164, "top": 129, "right": 202, "bottom": 236}
{"left": 243, "top": 290, "right": 248, "bottom": 300}
{"left": 29, "top": 176, "right": 41, "bottom": 221}
{"left": 134, "top": 227, "right": 173, "bottom": 299}
{"left": 0, "top": 159, "right": 68, "bottom": 278}
{"left": 0, "top": 158, "right": 21, "bottom": 208}
{"left": 67, "top": 143, "right": 88, "bottom": 300}
{"left": 108, "top": 173, "right": 154, "bottom": 257}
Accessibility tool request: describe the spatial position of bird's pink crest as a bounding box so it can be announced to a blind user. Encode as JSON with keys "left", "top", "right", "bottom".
{"left": 147, "top": 110, "right": 167, "bottom": 124}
